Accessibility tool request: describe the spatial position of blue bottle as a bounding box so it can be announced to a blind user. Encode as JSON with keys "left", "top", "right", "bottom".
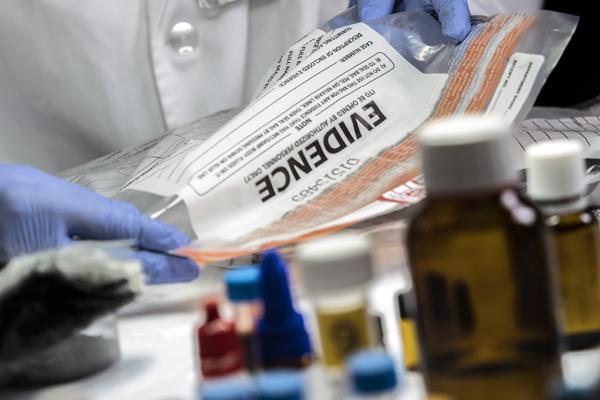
{"left": 257, "top": 250, "right": 312, "bottom": 369}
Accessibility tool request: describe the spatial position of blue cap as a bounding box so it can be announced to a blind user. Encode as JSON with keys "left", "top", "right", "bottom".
{"left": 256, "top": 370, "right": 304, "bottom": 400}
{"left": 348, "top": 350, "right": 398, "bottom": 394}
{"left": 200, "top": 378, "right": 255, "bottom": 400}
{"left": 258, "top": 250, "right": 312, "bottom": 365}
{"left": 225, "top": 266, "right": 261, "bottom": 302}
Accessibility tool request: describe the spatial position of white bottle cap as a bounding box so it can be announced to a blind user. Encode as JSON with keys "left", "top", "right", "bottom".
{"left": 526, "top": 140, "right": 585, "bottom": 201}
{"left": 296, "top": 233, "right": 373, "bottom": 296}
{"left": 418, "top": 116, "right": 518, "bottom": 195}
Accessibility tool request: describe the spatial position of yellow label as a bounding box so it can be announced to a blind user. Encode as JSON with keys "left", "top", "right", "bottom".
{"left": 400, "top": 319, "right": 420, "bottom": 369}
{"left": 316, "top": 304, "right": 371, "bottom": 367}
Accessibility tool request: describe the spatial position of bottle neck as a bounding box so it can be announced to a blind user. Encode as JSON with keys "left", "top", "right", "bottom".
{"left": 205, "top": 302, "right": 220, "bottom": 322}
{"left": 426, "top": 184, "right": 517, "bottom": 203}
{"left": 534, "top": 194, "right": 587, "bottom": 216}
{"left": 315, "top": 287, "right": 367, "bottom": 312}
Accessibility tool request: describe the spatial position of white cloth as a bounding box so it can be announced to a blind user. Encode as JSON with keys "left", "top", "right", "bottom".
{"left": 0, "top": 0, "right": 346, "bottom": 173}
{"left": 0, "top": 0, "right": 543, "bottom": 174}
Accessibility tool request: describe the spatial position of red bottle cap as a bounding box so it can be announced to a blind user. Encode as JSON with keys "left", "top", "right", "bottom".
{"left": 197, "top": 301, "right": 243, "bottom": 378}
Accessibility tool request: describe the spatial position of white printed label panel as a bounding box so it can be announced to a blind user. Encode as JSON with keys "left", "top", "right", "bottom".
{"left": 486, "top": 52, "right": 544, "bottom": 122}
{"left": 179, "top": 23, "right": 447, "bottom": 244}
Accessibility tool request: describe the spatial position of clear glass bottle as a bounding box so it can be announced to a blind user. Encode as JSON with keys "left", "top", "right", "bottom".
{"left": 407, "top": 116, "right": 562, "bottom": 400}
{"left": 297, "top": 234, "right": 374, "bottom": 370}
{"left": 526, "top": 140, "right": 600, "bottom": 351}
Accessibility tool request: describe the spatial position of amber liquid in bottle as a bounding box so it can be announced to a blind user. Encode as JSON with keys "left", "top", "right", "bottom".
{"left": 407, "top": 189, "right": 561, "bottom": 400}
{"left": 546, "top": 208, "right": 600, "bottom": 350}
{"left": 398, "top": 291, "right": 421, "bottom": 371}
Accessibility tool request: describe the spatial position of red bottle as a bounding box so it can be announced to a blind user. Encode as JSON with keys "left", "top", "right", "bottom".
{"left": 197, "top": 301, "right": 244, "bottom": 379}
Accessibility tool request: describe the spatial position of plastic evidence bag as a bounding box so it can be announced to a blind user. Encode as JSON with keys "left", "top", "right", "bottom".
{"left": 60, "top": 10, "right": 577, "bottom": 264}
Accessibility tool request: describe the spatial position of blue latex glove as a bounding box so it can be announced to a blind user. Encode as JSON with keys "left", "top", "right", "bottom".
{"left": 349, "top": 0, "right": 471, "bottom": 42}
{"left": 0, "top": 164, "right": 199, "bottom": 284}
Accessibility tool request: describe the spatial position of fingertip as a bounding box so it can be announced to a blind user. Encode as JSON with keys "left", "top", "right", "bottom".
{"left": 357, "top": 0, "right": 394, "bottom": 21}
{"left": 437, "top": 0, "right": 471, "bottom": 43}
{"left": 445, "top": 21, "right": 471, "bottom": 43}
{"left": 358, "top": 5, "right": 380, "bottom": 21}
{"left": 167, "top": 256, "right": 200, "bottom": 283}
{"left": 139, "top": 218, "right": 191, "bottom": 252}
{"left": 137, "top": 251, "right": 199, "bottom": 284}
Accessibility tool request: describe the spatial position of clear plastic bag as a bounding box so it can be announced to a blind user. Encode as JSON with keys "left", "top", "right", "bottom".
{"left": 61, "top": 10, "right": 578, "bottom": 263}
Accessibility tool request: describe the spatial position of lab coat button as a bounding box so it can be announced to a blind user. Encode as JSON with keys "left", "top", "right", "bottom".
{"left": 168, "top": 22, "right": 198, "bottom": 55}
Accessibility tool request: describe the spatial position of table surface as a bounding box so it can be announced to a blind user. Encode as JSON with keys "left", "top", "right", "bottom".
{"left": 1, "top": 270, "right": 420, "bottom": 400}
{"left": 3, "top": 266, "right": 599, "bottom": 399}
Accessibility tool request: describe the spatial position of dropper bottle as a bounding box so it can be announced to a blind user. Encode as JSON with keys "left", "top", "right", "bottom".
{"left": 526, "top": 140, "right": 600, "bottom": 351}
{"left": 225, "top": 266, "right": 262, "bottom": 373}
{"left": 258, "top": 249, "right": 312, "bottom": 369}
{"left": 196, "top": 301, "right": 244, "bottom": 380}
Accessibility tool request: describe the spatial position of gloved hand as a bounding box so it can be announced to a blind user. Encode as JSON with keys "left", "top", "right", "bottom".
{"left": 0, "top": 164, "right": 199, "bottom": 284}
{"left": 349, "top": 0, "right": 471, "bottom": 43}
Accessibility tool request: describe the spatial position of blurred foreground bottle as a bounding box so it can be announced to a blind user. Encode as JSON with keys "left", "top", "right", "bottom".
{"left": 297, "top": 234, "right": 374, "bottom": 370}
{"left": 551, "top": 380, "right": 600, "bottom": 400}
{"left": 225, "top": 266, "right": 263, "bottom": 373}
{"left": 346, "top": 349, "right": 401, "bottom": 400}
{"left": 256, "top": 370, "right": 305, "bottom": 400}
{"left": 258, "top": 250, "right": 312, "bottom": 370}
{"left": 196, "top": 301, "right": 244, "bottom": 380}
{"left": 396, "top": 290, "right": 420, "bottom": 372}
{"left": 527, "top": 141, "right": 600, "bottom": 351}
{"left": 406, "top": 116, "right": 561, "bottom": 400}
{"left": 200, "top": 376, "right": 255, "bottom": 400}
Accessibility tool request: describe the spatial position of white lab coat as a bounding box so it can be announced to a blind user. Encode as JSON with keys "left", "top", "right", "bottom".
{"left": 0, "top": 0, "right": 540, "bottom": 174}
{"left": 0, "top": 0, "right": 347, "bottom": 173}
{"left": 469, "top": 0, "right": 541, "bottom": 16}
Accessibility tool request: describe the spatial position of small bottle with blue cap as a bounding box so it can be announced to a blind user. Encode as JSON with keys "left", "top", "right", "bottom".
{"left": 200, "top": 376, "right": 256, "bottom": 400}
{"left": 255, "top": 370, "right": 305, "bottom": 400}
{"left": 225, "top": 266, "right": 263, "bottom": 373}
{"left": 347, "top": 350, "right": 400, "bottom": 399}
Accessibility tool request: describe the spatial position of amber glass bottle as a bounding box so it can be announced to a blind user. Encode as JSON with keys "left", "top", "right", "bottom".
{"left": 527, "top": 140, "right": 600, "bottom": 351}
{"left": 407, "top": 116, "right": 561, "bottom": 400}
